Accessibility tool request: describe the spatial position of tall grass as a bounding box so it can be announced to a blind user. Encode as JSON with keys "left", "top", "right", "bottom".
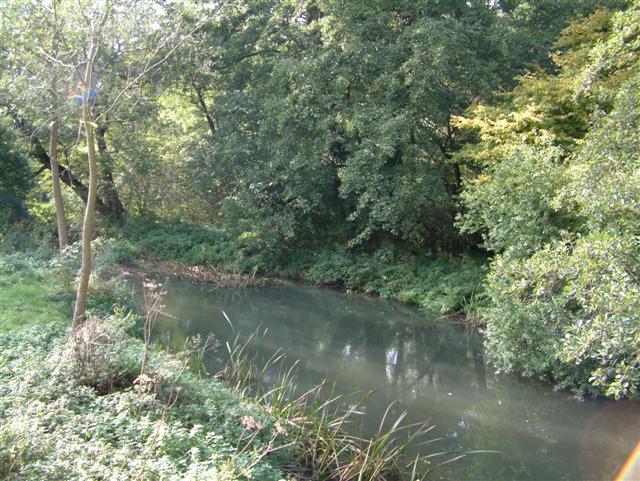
{"left": 218, "top": 329, "right": 436, "bottom": 481}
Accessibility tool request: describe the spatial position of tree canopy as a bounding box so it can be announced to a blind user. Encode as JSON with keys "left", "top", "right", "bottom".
{"left": 1, "top": 0, "right": 638, "bottom": 398}
{"left": 458, "top": 2, "right": 640, "bottom": 398}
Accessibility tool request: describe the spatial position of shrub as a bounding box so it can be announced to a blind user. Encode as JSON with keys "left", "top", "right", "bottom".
{"left": 302, "top": 247, "right": 486, "bottom": 314}
{"left": 458, "top": 13, "right": 640, "bottom": 398}
{"left": 484, "top": 233, "right": 640, "bottom": 398}
{"left": 458, "top": 143, "right": 574, "bottom": 258}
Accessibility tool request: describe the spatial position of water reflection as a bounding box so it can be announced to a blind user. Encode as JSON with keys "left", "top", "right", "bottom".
{"left": 151, "top": 279, "right": 639, "bottom": 481}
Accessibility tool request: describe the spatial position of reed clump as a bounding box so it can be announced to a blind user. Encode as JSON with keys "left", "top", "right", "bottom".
{"left": 218, "top": 329, "right": 435, "bottom": 481}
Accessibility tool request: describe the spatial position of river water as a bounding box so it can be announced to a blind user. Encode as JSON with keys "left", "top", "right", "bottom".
{"left": 152, "top": 278, "right": 639, "bottom": 481}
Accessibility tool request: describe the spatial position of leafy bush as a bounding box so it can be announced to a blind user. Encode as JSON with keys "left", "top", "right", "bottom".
{"left": 486, "top": 74, "right": 640, "bottom": 398}
{"left": 458, "top": 5, "right": 640, "bottom": 398}
{"left": 117, "top": 218, "right": 232, "bottom": 266}
{"left": 300, "top": 246, "right": 486, "bottom": 314}
{"left": 0, "top": 220, "right": 58, "bottom": 254}
{"left": 459, "top": 143, "right": 574, "bottom": 258}
{"left": 484, "top": 233, "right": 640, "bottom": 399}
{"left": 65, "top": 313, "right": 143, "bottom": 394}
{"left": 564, "top": 75, "right": 640, "bottom": 234}
{"left": 470, "top": 35, "right": 640, "bottom": 397}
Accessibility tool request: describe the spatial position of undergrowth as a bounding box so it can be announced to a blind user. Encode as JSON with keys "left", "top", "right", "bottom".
{"left": 0, "top": 323, "right": 292, "bottom": 481}
{"left": 102, "top": 218, "right": 487, "bottom": 316}
{"left": 0, "top": 249, "right": 436, "bottom": 480}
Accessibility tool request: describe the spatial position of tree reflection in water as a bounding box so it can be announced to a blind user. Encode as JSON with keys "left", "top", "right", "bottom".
{"left": 148, "top": 279, "right": 639, "bottom": 481}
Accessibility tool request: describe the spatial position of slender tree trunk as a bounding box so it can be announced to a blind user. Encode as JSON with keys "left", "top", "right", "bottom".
{"left": 49, "top": 87, "right": 69, "bottom": 250}
{"left": 49, "top": 1, "right": 68, "bottom": 251}
{"left": 190, "top": 74, "right": 217, "bottom": 137}
{"left": 73, "top": 64, "right": 99, "bottom": 328}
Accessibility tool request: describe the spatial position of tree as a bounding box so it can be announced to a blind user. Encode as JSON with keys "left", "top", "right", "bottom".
{"left": 188, "top": 0, "right": 576, "bottom": 253}
{"left": 72, "top": 18, "right": 103, "bottom": 327}
{"left": 0, "top": 0, "right": 72, "bottom": 248}
{"left": 48, "top": 1, "right": 69, "bottom": 249}
{"left": 65, "top": 0, "right": 217, "bottom": 326}
{"left": 457, "top": 2, "right": 640, "bottom": 398}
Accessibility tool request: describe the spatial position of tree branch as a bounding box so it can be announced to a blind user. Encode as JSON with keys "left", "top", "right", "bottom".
{"left": 3, "top": 103, "right": 113, "bottom": 216}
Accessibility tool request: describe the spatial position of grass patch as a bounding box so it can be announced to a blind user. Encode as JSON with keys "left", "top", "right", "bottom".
{"left": 0, "top": 252, "right": 73, "bottom": 331}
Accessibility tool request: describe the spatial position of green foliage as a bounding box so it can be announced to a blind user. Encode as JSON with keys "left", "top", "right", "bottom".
{"left": 113, "top": 218, "right": 235, "bottom": 266}
{"left": 459, "top": 144, "right": 573, "bottom": 257}
{"left": 460, "top": 2, "right": 640, "bottom": 398}
{"left": 0, "top": 325, "right": 291, "bottom": 480}
{"left": 108, "top": 95, "right": 218, "bottom": 222}
{"left": 300, "top": 247, "right": 486, "bottom": 315}
{"left": 564, "top": 74, "right": 640, "bottom": 233}
{"left": 0, "top": 221, "right": 55, "bottom": 253}
{"left": 0, "top": 0, "right": 588, "bottom": 251}
{"left": 494, "top": 0, "right": 604, "bottom": 77}
{"left": 484, "top": 233, "right": 640, "bottom": 399}
{"left": 579, "top": 0, "right": 640, "bottom": 99}
{"left": 193, "top": 0, "right": 588, "bottom": 251}
{"left": 0, "top": 125, "right": 32, "bottom": 226}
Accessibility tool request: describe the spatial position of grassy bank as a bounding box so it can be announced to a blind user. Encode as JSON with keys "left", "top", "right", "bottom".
{"left": 0, "top": 251, "right": 290, "bottom": 480}
{"left": 0, "top": 250, "right": 433, "bottom": 480}
{"left": 0, "top": 251, "right": 72, "bottom": 331}
{"left": 100, "top": 218, "right": 487, "bottom": 317}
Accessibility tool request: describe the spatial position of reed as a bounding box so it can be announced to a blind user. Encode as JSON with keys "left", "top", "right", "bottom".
{"left": 217, "top": 329, "right": 436, "bottom": 481}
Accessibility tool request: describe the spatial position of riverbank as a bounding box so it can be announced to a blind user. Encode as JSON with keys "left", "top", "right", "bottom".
{"left": 0, "top": 250, "right": 290, "bottom": 479}
{"left": 99, "top": 218, "right": 488, "bottom": 318}
{"left": 112, "top": 258, "right": 264, "bottom": 287}
{"left": 0, "top": 249, "right": 431, "bottom": 480}
{"left": 97, "top": 219, "right": 640, "bottom": 400}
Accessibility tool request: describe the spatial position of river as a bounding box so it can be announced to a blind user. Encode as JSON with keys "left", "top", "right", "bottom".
{"left": 151, "top": 278, "right": 639, "bottom": 481}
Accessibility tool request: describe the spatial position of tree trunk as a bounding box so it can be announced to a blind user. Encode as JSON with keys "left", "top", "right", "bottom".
{"left": 49, "top": 86, "right": 69, "bottom": 250}
{"left": 73, "top": 67, "right": 99, "bottom": 328}
{"left": 4, "top": 102, "right": 116, "bottom": 217}
{"left": 190, "top": 75, "right": 217, "bottom": 137}
{"left": 48, "top": 5, "right": 68, "bottom": 251}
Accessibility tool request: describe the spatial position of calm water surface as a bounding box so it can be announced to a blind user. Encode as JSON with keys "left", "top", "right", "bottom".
{"left": 151, "top": 279, "right": 639, "bottom": 481}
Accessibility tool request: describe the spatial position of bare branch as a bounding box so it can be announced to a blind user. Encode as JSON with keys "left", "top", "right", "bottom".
{"left": 95, "top": 17, "right": 215, "bottom": 122}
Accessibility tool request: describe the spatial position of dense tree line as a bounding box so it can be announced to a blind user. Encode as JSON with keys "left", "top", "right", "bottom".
{"left": 1, "top": 0, "right": 638, "bottom": 397}
{"left": 458, "top": 2, "right": 640, "bottom": 398}
{"left": 181, "top": 0, "right": 601, "bottom": 252}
